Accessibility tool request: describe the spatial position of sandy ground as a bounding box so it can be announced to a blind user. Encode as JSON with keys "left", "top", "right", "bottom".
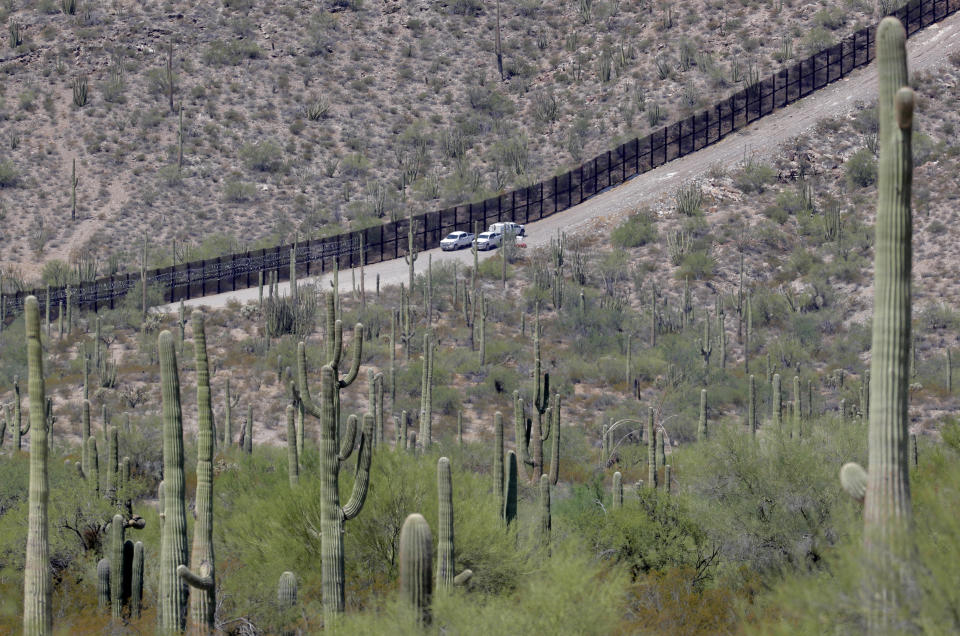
{"left": 159, "top": 14, "right": 960, "bottom": 313}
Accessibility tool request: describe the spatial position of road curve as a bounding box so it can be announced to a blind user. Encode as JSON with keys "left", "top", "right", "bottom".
{"left": 161, "top": 14, "right": 960, "bottom": 313}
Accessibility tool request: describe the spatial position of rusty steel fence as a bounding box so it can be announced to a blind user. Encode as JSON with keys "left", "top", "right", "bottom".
{"left": 1, "top": 0, "right": 956, "bottom": 318}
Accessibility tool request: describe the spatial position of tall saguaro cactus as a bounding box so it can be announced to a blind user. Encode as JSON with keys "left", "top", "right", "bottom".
{"left": 177, "top": 311, "right": 216, "bottom": 635}
{"left": 23, "top": 297, "right": 51, "bottom": 636}
{"left": 519, "top": 311, "right": 552, "bottom": 481}
{"left": 317, "top": 365, "right": 374, "bottom": 617}
{"left": 494, "top": 412, "right": 505, "bottom": 523}
{"left": 647, "top": 407, "right": 657, "bottom": 489}
{"left": 772, "top": 373, "right": 782, "bottom": 429}
{"left": 698, "top": 389, "right": 708, "bottom": 441}
{"left": 436, "top": 458, "right": 471, "bottom": 592}
{"left": 11, "top": 377, "right": 29, "bottom": 451}
{"left": 840, "top": 17, "right": 916, "bottom": 632}
{"left": 420, "top": 332, "right": 434, "bottom": 449}
{"left": 158, "top": 330, "right": 189, "bottom": 633}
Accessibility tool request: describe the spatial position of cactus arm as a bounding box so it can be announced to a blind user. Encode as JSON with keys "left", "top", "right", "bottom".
{"left": 23, "top": 296, "right": 51, "bottom": 636}
{"left": 177, "top": 563, "right": 214, "bottom": 591}
{"left": 342, "top": 414, "right": 373, "bottom": 521}
{"left": 338, "top": 323, "right": 364, "bottom": 388}
{"left": 296, "top": 342, "right": 324, "bottom": 419}
{"left": 513, "top": 391, "right": 531, "bottom": 467}
{"left": 541, "top": 406, "right": 552, "bottom": 442}
{"left": 840, "top": 462, "right": 868, "bottom": 503}
{"left": 329, "top": 320, "right": 344, "bottom": 369}
{"left": 549, "top": 395, "right": 560, "bottom": 486}
{"left": 338, "top": 414, "right": 358, "bottom": 461}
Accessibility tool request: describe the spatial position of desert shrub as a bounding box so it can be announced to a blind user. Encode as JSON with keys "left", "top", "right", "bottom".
{"left": 679, "top": 420, "right": 863, "bottom": 577}
{"left": 0, "top": 160, "right": 19, "bottom": 187}
{"left": 845, "top": 148, "right": 877, "bottom": 188}
{"left": 733, "top": 159, "right": 777, "bottom": 194}
{"left": 558, "top": 480, "right": 712, "bottom": 580}
{"left": 750, "top": 437, "right": 960, "bottom": 634}
{"left": 240, "top": 140, "right": 285, "bottom": 173}
{"left": 677, "top": 249, "right": 715, "bottom": 280}
{"left": 612, "top": 208, "right": 658, "bottom": 248}
{"left": 203, "top": 39, "right": 263, "bottom": 66}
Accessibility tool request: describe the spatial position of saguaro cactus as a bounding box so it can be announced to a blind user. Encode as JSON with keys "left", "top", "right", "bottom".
{"left": 317, "top": 365, "right": 373, "bottom": 617}
{"left": 698, "top": 389, "right": 708, "bottom": 441}
{"left": 11, "top": 376, "right": 29, "bottom": 451}
{"left": 494, "top": 412, "right": 504, "bottom": 523}
{"left": 436, "top": 457, "right": 470, "bottom": 592}
{"left": 158, "top": 330, "right": 188, "bottom": 632}
{"left": 420, "top": 332, "right": 434, "bottom": 449}
{"left": 97, "top": 558, "right": 111, "bottom": 613}
{"left": 23, "top": 297, "right": 51, "bottom": 636}
{"left": 87, "top": 437, "right": 100, "bottom": 496}
{"left": 772, "top": 373, "right": 782, "bottom": 429}
{"left": 110, "top": 514, "right": 125, "bottom": 619}
{"left": 748, "top": 374, "right": 757, "bottom": 435}
{"left": 223, "top": 378, "right": 234, "bottom": 446}
{"left": 81, "top": 400, "right": 91, "bottom": 475}
{"left": 504, "top": 450, "right": 518, "bottom": 525}
{"left": 539, "top": 474, "right": 551, "bottom": 549}
{"left": 399, "top": 513, "right": 432, "bottom": 625}
{"left": 518, "top": 311, "right": 552, "bottom": 481}
{"left": 131, "top": 541, "right": 144, "bottom": 619}
{"left": 286, "top": 406, "right": 299, "bottom": 487}
{"left": 612, "top": 471, "right": 623, "bottom": 509}
{"left": 548, "top": 394, "right": 561, "bottom": 486}
{"left": 296, "top": 294, "right": 363, "bottom": 447}
{"left": 278, "top": 571, "right": 297, "bottom": 606}
{"left": 244, "top": 405, "right": 253, "bottom": 454}
{"left": 839, "top": 17, "right": 916, "bottom": 632}
{"left": 647, "top": 407, "right": 657, "bottom": 488}
{"left": 177, "top": 312, "right": 216, "bottom": 635}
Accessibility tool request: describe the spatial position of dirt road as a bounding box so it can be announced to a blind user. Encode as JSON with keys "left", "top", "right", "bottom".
{"left": 161, "top": 15, "right": 960, "bottom": 313}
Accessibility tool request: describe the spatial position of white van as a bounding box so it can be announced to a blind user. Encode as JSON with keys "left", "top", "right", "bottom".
{"left": 488, "top": 222, "right": 525, "bottom": 237}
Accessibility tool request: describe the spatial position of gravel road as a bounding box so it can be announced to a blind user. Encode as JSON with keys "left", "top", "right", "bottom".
{"left": 161, "top": 15, "right": 960, "bottom": 313}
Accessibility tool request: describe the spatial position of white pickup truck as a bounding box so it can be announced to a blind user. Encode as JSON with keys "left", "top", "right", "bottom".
{"left": 488, "top": 222, "right": 525, "bottom": 237}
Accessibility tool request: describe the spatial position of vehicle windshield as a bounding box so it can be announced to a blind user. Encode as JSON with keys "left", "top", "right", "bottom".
{"left": 444, "top": 233, "right": 462, "bottom": 239}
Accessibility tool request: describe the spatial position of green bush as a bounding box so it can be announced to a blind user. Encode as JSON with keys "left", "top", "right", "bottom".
{"left": 677, "top": 249, "right": 715, "bottom": 280}
{"left": 0, "top": 160, "right": 19, "bottom": 187}
{"left": 733, "top": 159, "right": 777, "bottom": 194}
{"left": 240, "top": 141, "right": 285, "bottom": 173}
{"left": 612, "top": 208, "right": 658, "bottom": 248}
{"left": 845, "top": 148, "right": 877, "bottom": 188}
